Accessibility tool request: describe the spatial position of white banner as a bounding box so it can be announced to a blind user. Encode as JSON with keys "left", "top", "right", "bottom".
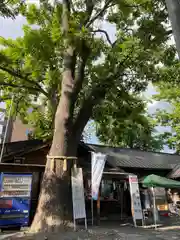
{"left": 71, "top": 168, "right": 86, "bottom": 220}
{"left": 91, "top": 152, "right": 106, "bottom": 200}
{"left": 129, "top": 175, "right": 143, "bottom": 222}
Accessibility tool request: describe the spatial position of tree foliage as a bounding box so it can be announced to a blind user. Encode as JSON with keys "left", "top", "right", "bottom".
{"left": 0, "top": 0, "right": 23, "bottom": 18}
{"left": 0, "top": 0, "right": 175, "bottom": 142}
{"left": 95, "top": 96, "right": 164, "bottom": 151}
{"left": 154, "top": 82, "right": 180, "bottom": 153}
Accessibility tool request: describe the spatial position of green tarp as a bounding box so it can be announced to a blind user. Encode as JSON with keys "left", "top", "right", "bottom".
{"left": 142, "top": 174, "right": 180, "bottom": 188}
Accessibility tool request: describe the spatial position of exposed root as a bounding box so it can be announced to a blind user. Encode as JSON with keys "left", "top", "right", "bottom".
{"left": 30, "top": 216, "right": 74, "bottom": 233}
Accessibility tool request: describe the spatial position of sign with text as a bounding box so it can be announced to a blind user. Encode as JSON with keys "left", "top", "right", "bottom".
{"left": 3, "top": 176, "right": 32, "bottom": 185}
{"left": 0, "top": 191, "right": 31, "bottom": 197}
{"left": 129, "top": 175, "right": 143, "bottom": 222}
{"left": 71, "top": 168, "right": 86, "bottom": 220}
{"left": 154, "top": 188, "right": 166, "bottom": 200}
{"left": 91, "top": 152, "right": 106, "bottom": 200}
{"left": 154, "top": 187, "right": 167, "bottom": 211}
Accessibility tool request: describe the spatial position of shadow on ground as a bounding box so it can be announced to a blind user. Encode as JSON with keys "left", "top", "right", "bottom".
{"left": 2, "top": 222, "right": 180, "bottom": 240}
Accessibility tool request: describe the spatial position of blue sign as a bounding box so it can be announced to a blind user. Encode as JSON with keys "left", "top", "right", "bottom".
{"left": 0, "top": 173, "right": 32, "bottom": 228}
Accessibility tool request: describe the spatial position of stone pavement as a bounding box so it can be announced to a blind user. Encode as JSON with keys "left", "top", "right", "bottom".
{"left": 86, "top": 225, "right": 180, "bottom": 240}
{"left": 1, "top": 226, "right": 180, "bottom": 240}
{"left": 1, "top": 223, "right": 180, "bottom": 239}
{"left": 0, "top": 232, "right": 20, "bottom": 240}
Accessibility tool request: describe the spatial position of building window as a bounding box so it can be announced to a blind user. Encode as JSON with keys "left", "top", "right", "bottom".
{"left": 25, "top": 129, "right": 30, "bottom": 136}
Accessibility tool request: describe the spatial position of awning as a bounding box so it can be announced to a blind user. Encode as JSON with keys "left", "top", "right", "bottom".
{"left": 142, "top": 174, "right": 180, "bottom": 188}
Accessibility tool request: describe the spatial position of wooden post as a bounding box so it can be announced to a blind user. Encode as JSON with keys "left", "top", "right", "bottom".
{"left": 120, "top": 183, "right": 123, "bottom": 220}
{"left": 97, "top": 184, "right": 101, "bottom": 225}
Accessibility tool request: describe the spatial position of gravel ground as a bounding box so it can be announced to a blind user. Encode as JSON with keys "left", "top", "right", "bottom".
{"left": 1, "top": 225, "right": 180, "bottom": 240}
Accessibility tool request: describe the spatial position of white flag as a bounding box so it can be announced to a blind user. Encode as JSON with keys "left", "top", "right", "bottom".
{"left": 91, "top": 152, "right": 106, "bottom": 200}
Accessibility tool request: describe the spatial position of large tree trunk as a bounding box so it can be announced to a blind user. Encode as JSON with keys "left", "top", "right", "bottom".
{"left": 30, "top": 52, "right": 80, "bottom": 235}
{"left": 30, "top": 90, "right": 81, "bottom": 233}
{"left": 30, "top": 160, "right": 73, "bottom": 233}
{"left": 30, "top": 1, "right": 88, "bottom": 233}
{"left": 30, "top": 61, "right": 82, "bottom": 232}
{"left": 30, "top": 96, "right": 79, "bottom": 232}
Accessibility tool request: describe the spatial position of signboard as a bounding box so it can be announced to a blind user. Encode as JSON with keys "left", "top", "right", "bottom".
{"left": 157, "top": 204, "right": 168, "bottom": 211}
{"left": 154, "top": 188, "right": 166, "bottom": 200}
{"left": 129, "top": 175, "right": 143, "bottom": 224}
{"left": 2, "top": 184, "right": 31, "bottom": 191}
{"left": 91, "top": 152, "right": 106, "bottom": 200}
{"left": 154, "top": 188, "right": 168, "bottom": 211}
{"left": 3, "top": 176, "right": 32, "bottom": 185}
{"left": 0, "top": 191, "right": 31, "bottom": 197}
{"left": 71, "top": 168, "right": 86, "bottom": 220}
{"left": 0, "top": 175, "right": 32, "bottom": 197}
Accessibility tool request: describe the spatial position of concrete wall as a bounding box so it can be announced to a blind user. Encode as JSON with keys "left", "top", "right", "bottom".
{"left": 10, "top": 118, "right": 30, "bottom": 142}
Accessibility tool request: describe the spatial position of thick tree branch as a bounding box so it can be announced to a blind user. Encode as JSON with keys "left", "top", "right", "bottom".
{"left": 73, "top": 60, "right": 86, "bottom": 96}
{"left": 73, "top": 71, "right": 121, "bottom": 140}
{"left": 0, "top": 96, "right": 11, "bottom": 102}
{"left": 62, "top": 0, "right": 70, "bottom": 34}
{"left": 85, "top": 0, "right": 94, "bottom": 15}
{"left": 72, "top": 41, "right": 91, "bottom": 100}
{"left": 73, "top": 47, "right": 135, "bottom": 140}
{"left": 86, "top": 0, "right": 113, "bottom": 27}
{"left": 0, "top": 82, "right": 42, "bottom": 94}
{"left": 166, "top": 29, "right": 173, "bottom": 35}
{"left": 84, "top": 0, "right": 94, "bottom": 25}
{"left": 92, "top": 29, "right": 113, "bottom": 45}
{"left": 69, "top": 0, "right": 75, "bottom": 12}
{"left": 72, "top": 85, "right": 107, "bottom": 140}
{"left": 62, "top": 0, "right": 76, "bottom": 73}
{"left": 0, "top": 66, "right": 49, "bottom": 97}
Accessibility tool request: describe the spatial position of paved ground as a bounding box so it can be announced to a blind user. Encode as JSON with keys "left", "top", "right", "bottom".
{"left": 1, "top": 217, "right": 180, "bottom": 240}
{"left": 1, "top": 224, "right": 180, "bottom": 240}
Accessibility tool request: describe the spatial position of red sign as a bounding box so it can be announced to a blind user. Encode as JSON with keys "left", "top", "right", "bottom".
{"left": 0, "top": 200, "right": 12, "bottom": 208}
{"left": 129, "top": 177, "right": 138, "bottom": 183}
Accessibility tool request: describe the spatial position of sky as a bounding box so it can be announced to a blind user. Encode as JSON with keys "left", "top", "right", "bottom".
{"left": 0, "top": 7, "right": 175, "bottom": 153}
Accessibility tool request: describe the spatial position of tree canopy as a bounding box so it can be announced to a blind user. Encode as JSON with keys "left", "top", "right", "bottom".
{"left": 154, "top": 82, "right": 180, "bottom": 153}
{"left": 95, "top": 97, "right": 164, "bottom": 151}
{"left": 0, "top": 0, "right": 175, "bottom": 142}
{"left": 0, "top": 0, "right": 22, "bottom": 18}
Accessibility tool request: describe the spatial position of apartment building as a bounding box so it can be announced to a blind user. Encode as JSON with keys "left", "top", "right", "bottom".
{"left": 0, "top": 107, "right": 30, "bottom": 143}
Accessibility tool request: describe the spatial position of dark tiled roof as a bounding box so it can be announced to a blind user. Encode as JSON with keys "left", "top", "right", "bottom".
{"left": 87, "top": 144, "right": 180, "bottom": 170}
{"left": 0, "top": 140, "right": 45, "bottom": 160}
{"left": 0, "top": 140, "right": 91, "bottom": 161}
{"left": 2, "top": 140, "right": 180, "bottom": 171}
{"left": 167, "top": 165, "right": 180, "bottom": 178}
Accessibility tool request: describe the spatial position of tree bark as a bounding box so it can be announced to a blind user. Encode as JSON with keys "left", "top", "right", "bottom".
{"left": 30, "top": 69, "right": 80, "bottom": 232}
{"left": 30, "top": 50, "right": 81, "bottom": 232}
{"left": 30, "top": 1, "right": 80, "bottom": 231}
{"left": 165, "top": 0, "right": 180, "bottom": 59}
{"left": 30, "top": 76, "right": 80, "bottom": 233}
{"left": 30, "top": 0, "right": 95, "bottom": 233}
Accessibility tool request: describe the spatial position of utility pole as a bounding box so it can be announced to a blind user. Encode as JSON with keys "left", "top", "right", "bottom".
{"left": 165, "top": 0, "right": 180, "bottom": 59}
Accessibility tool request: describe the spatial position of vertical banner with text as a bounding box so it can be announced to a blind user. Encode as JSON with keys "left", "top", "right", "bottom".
{"left": 129, "top": 175, "right": 143, "bottom": 226}
{"left": 91, "top": 152, "right": 106, "bottom": 200}
{"left": 71, "top": 168, "right": 86, "bottom": 220}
